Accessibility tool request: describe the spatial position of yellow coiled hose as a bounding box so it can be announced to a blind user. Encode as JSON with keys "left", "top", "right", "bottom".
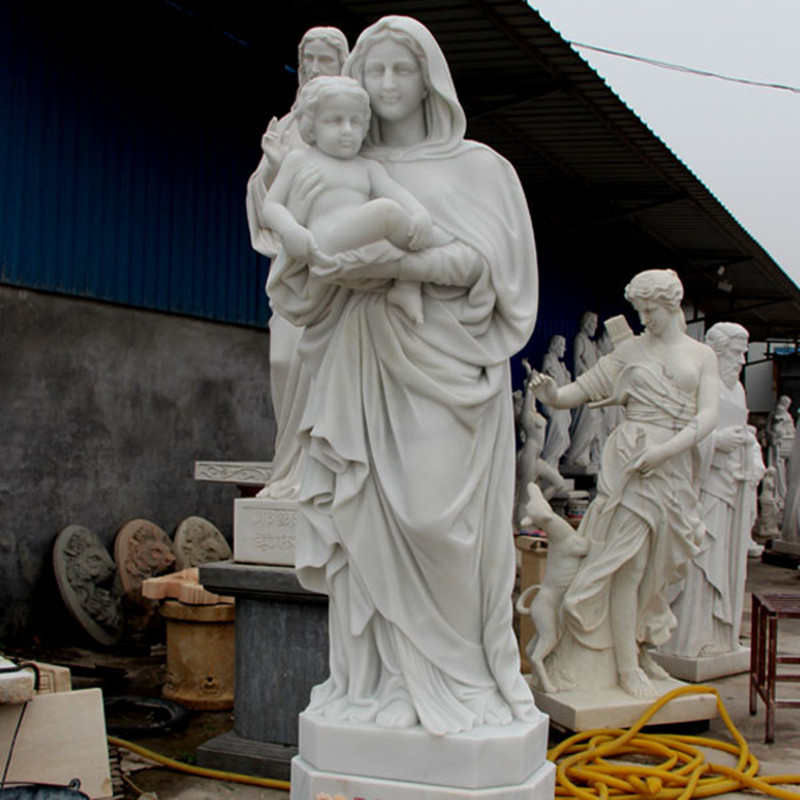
{"left": 110, "top": 685, "right": 800, "bottom": 798}
{"left": 548, "top": 685, "right": 800, "bottom": 800}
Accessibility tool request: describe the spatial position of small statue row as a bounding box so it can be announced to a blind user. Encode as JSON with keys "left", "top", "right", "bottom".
{"left": 518, "top": 312, "right": 625, "bottom": 482}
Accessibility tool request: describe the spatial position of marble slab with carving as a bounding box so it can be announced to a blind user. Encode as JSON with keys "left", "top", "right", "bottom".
{"left": 53, "top": 524, "right": 124, "bottom": 645}
{"left": 194, "top": 461, "right": 274, "bottom": 486}
{"left": 233, "top": 498, "right": 296, "bottom": 566}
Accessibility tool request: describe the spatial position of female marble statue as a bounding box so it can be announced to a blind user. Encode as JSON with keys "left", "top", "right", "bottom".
{"left": 515, "top": 369, "right": 565, "bottom": 527}
{"left": 538, "top": 335, "right": 572, "bottom": 468}
{"left": 246, "top": 27, "right": 349, "bottom": 500}
{"left": 562, "top": 311, "right": 601, "bottom": 468}
{"left": 267, "top": 15, "right": 538, "bottom": 736}
{"left": 767, "top": 394, "right": 795, "bottom": 509}
{"left": 663, "top": 322, "right": 764, "bottom": 658}
{"left": 530, "top": 269, "right": 719, "bottom": 699}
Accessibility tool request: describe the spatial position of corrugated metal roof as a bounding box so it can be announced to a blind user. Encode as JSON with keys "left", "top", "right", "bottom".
{"left": 222, "top": 0, "right": 799, "bottom": 341}
{"left": 5, "top": 0, "right": 798, "bottom": 340}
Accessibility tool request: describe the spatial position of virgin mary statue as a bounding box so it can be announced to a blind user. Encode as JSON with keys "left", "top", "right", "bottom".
{"left": 267, "top": 15, "right": 539, "bottom": 736}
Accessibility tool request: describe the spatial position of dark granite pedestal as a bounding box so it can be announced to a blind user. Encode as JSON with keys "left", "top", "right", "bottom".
{"left": 196, "top": 561, "right": 328, "bottom": 779}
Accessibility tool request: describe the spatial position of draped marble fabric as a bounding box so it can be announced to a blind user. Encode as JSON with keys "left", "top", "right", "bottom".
{"left": 550, "top": 345, "right": 705, "bottom": 687}
{"left": 664, "top": 381, "right": 764, "bottom": 656}
{"left": 267, "top": 16, "right": 538, "bottom": 735}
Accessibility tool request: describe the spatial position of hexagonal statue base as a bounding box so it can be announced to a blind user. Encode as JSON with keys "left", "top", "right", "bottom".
{"left": 290, "top": 712, "right": 554, "bottom": 799}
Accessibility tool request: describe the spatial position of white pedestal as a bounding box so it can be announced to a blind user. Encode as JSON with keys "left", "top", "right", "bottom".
{"left": 233, "top": 497, "right": 296, "bottom": 566}
{"left": 291, "top": 713, "right": 555, "bottom": 800}
{"left": 652, "top": 648, "right": 750, "bottom": 682}
{"left": 532, "top": 678, "right": 717, "bottom": 732}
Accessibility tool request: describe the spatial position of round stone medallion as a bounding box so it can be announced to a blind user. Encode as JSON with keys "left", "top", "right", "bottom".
{"left": 173, "top": 516, "right": 231, "bottom": 570}
{"left": 53, "top": 525, "right": 124, "bottom": 646}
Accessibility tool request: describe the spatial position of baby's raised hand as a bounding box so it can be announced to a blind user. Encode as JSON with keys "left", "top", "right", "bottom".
{"left": 407, "top": 208, "right": 434, "bottom": 250}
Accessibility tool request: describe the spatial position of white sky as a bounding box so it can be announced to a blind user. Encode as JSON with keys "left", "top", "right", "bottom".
{"left": 529, "top": 1, "right": 800, "bottom": 289}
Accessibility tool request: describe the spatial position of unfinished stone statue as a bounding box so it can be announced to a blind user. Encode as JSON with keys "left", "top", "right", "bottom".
{"left": 662, "top": 322, "right": 764, "bottom": 662}
{"left": 529, "top": 269, "right": 719, "bottom": 700}
{"left": 53, "top": 525, "right": 124, "bottom": 646}
{"left": 267, "top": 14, "right": 539, "bottom": 738}
{"left": 767, "top": 394, "right": 795, "bottom": 509}
{"left": 537, "top": 336, "right": 572, "bottom": 468}
{"left": 515, "top": 367, "right": 566, "bottom": 527}
{"left": 174, "top": 516, "right": 231, "bottom": 570}
{"left": 562, "top": 312, "right": 601, "bottom": 469}
{"left": 246, "top": 27, "right": 350, "bottom": 500}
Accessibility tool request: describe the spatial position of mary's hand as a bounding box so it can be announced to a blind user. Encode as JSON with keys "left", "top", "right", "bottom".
{"left": 715, "top": 426, "right": 747, "bottom": 453}
{"left": 406, "top": 208, "right": 434, "bottom": 250}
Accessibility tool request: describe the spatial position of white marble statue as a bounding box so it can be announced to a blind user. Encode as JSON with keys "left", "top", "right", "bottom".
{"left": 529, "top": 269, "right": 719, "bottom": 699}
{"left": 767, "top": 394, "right": 795, "bottom": 509}
{"left": 246, "top": 27, "right": 350, "bottom": 500}
{"left": 662, "top": 322, "right": 765, "bottom": 659}
{"left": 267, "top": 15, "right": 538, "bottom": 736}
{"left": 515, "top": 366, "right": 566, "bottom": 527}
{"left": 780, "top": 419, "right": 800, "bottom": 543}
{"left": 562, "top": 311, "right": 601, "bottom": 468}
{"left": 757, "top": 466, "right": 782, "bottom": 540}
{"left": 537, "top": 336, "right": 572, "bottom": 468}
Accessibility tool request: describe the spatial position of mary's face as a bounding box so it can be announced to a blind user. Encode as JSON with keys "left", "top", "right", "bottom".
{"left": 363, "top": 39, "right": 426, "bottom": 124}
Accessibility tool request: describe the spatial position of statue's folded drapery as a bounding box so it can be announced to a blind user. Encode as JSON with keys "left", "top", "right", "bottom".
{"left": 556, "top": 350, "right": 705, "bottom": 668}
{"left": 267, "top": 15, "right": 538, "bottom": 735}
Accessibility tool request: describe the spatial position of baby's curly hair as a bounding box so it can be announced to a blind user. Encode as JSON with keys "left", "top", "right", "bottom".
{"left": 295, "top": 76, "right": 371, "bottom": 146}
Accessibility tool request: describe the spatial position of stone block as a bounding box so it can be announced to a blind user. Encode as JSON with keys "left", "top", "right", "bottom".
{"left": 652, "top": 648, "right": 750, "bottom": 682}
{"left": 531, "top": 678, "right": 717, "bottom": 731}
{"left": 298, "top": 713, "right": 549, "bottom": 789}
{"left": 234, "top": 497, "right": 297, "bottom": 566}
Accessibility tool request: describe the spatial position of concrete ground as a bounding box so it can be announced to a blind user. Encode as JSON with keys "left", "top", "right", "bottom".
{"left": 109, "top": 556, "right": 800, "bottom": 797}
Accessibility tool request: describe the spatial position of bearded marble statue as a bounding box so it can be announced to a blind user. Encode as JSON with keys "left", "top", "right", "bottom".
{"left": 246, "top": 27, "right": 350, "bottom": 500}
{"left": 662, "top": 322, "right": 764, "bottom": 659}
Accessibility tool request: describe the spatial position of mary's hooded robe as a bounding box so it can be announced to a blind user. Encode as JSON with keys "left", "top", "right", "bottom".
{"left": 267, "top": 15, "right": 539, "bottom": 735}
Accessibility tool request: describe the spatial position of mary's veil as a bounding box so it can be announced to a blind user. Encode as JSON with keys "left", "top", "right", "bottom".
{"left": 344, "top": 15, "right": 467, "bottom": 158}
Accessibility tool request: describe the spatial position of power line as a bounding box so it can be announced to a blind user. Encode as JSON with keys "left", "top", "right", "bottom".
{"left": 570, "top": 41, "right": 800, "bottom": 94}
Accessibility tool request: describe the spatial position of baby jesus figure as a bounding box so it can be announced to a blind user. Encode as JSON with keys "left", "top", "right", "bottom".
{"left": 261, "top": 75, "right": 448, "bottom": 323}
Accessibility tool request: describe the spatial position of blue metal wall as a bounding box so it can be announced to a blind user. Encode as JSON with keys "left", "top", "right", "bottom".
{"left": 0, "top": 3, "right": 272, "bottom": 327}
